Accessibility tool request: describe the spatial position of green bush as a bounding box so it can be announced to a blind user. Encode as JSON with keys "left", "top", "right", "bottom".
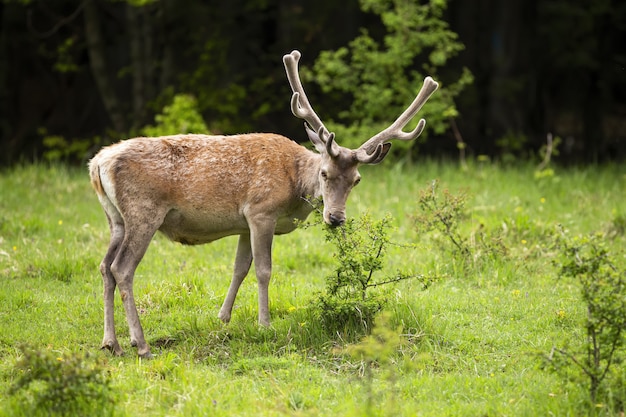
{"left": 344, "top": 312, "right": 405, "bottom": 415}
{"left": 414, "top": 180, "right": 506, "bottom": 270}
{"left": 307, "top": 0, "right": 473, "bottom": 155}
{"left": 141, "top": 94, "right": 209, "bottom": 137}
{"left": 8, "top": 346, "right": 116, "bottom": 417}
{"left": 313, "top": 213, "right": 430, "bottom": 335}
{"left": 549, "top": 228, "right": 626, "bottom": 409}
{"left": 41, "top": 93, "right": 208, "bottom": 163}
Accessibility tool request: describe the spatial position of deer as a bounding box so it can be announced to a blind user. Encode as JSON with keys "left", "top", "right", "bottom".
{"left": 88, "top": 50, "right": 439, "bottom": 358}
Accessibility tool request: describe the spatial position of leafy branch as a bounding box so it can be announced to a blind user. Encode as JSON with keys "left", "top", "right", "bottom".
{"left": 548, "top": 227, "right": 626, "bottom": 406}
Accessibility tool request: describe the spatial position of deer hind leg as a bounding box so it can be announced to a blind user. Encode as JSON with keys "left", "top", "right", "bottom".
{"left": 110, "top": 211, "right": 165, "bottom": 359}
{"left": 100, "top": 214, "right": 125, "bottom": 356}
{"left": 218, "top": 233, "right": 253, "bottom": 323}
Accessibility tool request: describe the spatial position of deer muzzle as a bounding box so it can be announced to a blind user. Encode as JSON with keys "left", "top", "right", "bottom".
{"left": 327, "top": 211, "right": 346, "bottom": 227}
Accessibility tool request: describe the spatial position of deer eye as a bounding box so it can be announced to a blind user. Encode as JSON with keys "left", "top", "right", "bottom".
{"left": 354, "top": 177, "right": 361, "bottom": 187}
{"left": 320, "top": 170, "right": 328, "bottom": 180}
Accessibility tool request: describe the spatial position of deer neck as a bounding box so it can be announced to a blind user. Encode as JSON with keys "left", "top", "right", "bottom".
{"left": 295, "top": 150, "right": 323, "bottom": 204}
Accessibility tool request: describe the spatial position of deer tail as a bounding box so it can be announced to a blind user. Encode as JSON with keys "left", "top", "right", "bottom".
{"left": 88, "top": 158, "right": 105, "bottom": 196}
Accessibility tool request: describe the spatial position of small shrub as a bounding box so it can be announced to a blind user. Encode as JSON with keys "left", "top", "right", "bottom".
{"left": 316, "top": 294, "right": 384, "bottom": 336}
{"left": 343, "top": 312, "right": 405, "bottom": 416}
{"left": 548, "top": 228, "right": 626, "bottom": 409}
{"left": 8, "top": 346, "right": 116, "bottom": 417}
{"left": 40, "top": 130, "right": 103, "bottom": 164}
{"left": 606, "top": 211, "right": 626, "bottom": 238}
{"left": 141, "top": 94, "right": 209, "bottom": 137}
{"left": 415, "top": 180, "right": 506, "bottom": 269}
{"left": 535, "top": 133, "right": 561, "bottom": 175}
{"left": 415, "top": 180, "right": 471, "bottom": 257}
{"left": 314, "top": 213, "right": 430, "bottom": 335}
{"left": 496, "top": 130, "right": 528, "bottom": 162}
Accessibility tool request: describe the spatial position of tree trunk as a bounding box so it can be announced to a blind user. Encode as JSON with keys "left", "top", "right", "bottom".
{"left": 583, "top": 73, "right": 603, "bottom": 163}
{"left": 83, "top": 0, "right": 126, "bottom": 133}
{"left": 126, "top": 4, "right": 145, "bottom": 131}
{"left": 142, "top": 9, "right": 154, "bottom": 109}
{"left": 157, "top": 0, "right": 175, "bottom": 92}
{"left": 0, "top": 1, "right": 10, "bottom": 161}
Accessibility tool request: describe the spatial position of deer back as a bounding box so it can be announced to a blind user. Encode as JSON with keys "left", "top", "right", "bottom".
{"left": 89, "top": 134, "right": 321, "bottom": 244}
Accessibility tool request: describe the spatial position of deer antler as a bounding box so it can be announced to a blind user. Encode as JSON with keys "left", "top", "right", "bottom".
{"left": 354, "top": 77, "right": 439, "bottom": 163}
{"left": 283, "top": 50, "right": 339, "bottom": 157}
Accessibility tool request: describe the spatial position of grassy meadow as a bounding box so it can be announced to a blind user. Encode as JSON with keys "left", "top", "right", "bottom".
{"left": 1, "top": 160, "right": 625, "bottom": 416}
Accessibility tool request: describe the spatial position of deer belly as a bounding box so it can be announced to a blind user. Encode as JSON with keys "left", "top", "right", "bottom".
{"left": 159, "top": 208, "right": 249, "bottom": 245}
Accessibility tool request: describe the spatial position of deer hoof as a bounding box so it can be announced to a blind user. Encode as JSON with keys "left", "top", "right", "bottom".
{"left": 101, "top": 340, "right": 124, "bottom": 357}
{"left": 138, "top": 350, "right": 154, "bottom": 359}
{"left": 217, "top": 311, "right": 231, "bottom": 324}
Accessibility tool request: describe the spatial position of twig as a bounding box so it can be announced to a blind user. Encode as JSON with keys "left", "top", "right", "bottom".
{"left": 365, "top": 240, "right": 385, "bottom": 286}
{"left": 300, "top": 196, "right": 323, "bottom": 216}
{"left": 536, "top": 132, "right": 554, "bottom": 171}
{"left": 449, "top": 117, "right": 467, "bottom": 169}
{"left": 366, "top": 273, "right": 427, "bottom": 289}
{"left": 552, "top": 346, "right": 594, "bottom": 380}
{"left": 27, "top": 1, "right": 88, "bottom": 39}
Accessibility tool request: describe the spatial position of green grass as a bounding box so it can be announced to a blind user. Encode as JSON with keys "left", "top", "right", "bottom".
{"left": 1, "top": 161, "right": 625, "bottom": 416}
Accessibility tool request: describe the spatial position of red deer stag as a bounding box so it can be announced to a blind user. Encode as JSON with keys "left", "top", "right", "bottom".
{"left": 89, "top": 50, "right": 438, "bottom": 357}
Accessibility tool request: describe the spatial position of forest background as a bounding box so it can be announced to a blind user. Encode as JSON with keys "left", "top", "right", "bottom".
{"left": 0, "top": 0, "right": 625, "bottom": 166}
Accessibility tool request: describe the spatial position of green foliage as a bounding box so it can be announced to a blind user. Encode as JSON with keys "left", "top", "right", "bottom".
{"left": 40, "top": 129, "right": 102, "bottom": 164}
{"left": 550, "top": 228, "right": 626, "bottom": 408}
{"left": 42, "top": 94, "right": 208, "bottom": 164}
{"left": 346, "top": 311, "right": 403, "bottom": 368}
{"left": 415, "top": 180, "right": 506, "bottom": 268}
{"left": 606, "top": 210, "right": 626, "bottom": 238}
{"left": 534, "top": 134, "right": 561, "bottom": 180}
{"left": 344, "top": 312, "right": 405, "bottom": 416}
{"left": 182, "top": 40, "right": 248, "bottom": 133}
{"left": 52, "top": 37, "right": 80, "bottom": 74}
{"left": 533, "top": 167, "right": 556, "bottom": 181}
{"left": 141, "top": 94, "right": 209, "bottom": 136}
{"left": 415, "top": 180, "right": 471, "bottom": 257}
{"left": 316, "top": 214, "right": 389, "bottom": 333}
{"left": 495, "top": 131, "right": 529, "bottom": 162}
{"left": 307, "top": 0, "right": 473, "bottom": 154}
{"left": 539, "top": 135, "right": 561, "bottom": 163}
{"left": 41, "top": 134, "right": 93, "bottom": 164}
{"left": 124, "top": 0, "right": 157, "bottom": 5}
{"left": 314, "top": 213, "right": 430, "bottom": 335}
{"left": 7, "top": 346, "right": 116, "bottom": 417}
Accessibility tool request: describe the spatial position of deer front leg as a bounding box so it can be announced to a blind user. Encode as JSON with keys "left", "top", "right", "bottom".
{"left": 218, "top": 233, "right": 253, "bottom": 323}
{"left": 248, "top": 218, "right": 276, "bottom": 326}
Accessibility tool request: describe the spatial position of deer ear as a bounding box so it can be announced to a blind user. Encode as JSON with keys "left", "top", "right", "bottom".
{"left": 304, "top": 124, "right": 326, "bottom": 154}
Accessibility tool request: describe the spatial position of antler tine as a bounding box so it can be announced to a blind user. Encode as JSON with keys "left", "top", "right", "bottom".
{"left": 357, "top": 77, "right": 439, "bottom": 156}
{"left": 283, "top": 50, "right": 333, "bottom": 144}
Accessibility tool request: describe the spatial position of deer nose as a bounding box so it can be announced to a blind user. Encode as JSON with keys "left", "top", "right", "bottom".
{"left": 329, "top": 213, "right": 345, "bottom": 227}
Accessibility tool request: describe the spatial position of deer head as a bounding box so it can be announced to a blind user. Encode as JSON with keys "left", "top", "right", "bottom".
{"left": 283, "top": 50, "right": 439, "bottom": 227}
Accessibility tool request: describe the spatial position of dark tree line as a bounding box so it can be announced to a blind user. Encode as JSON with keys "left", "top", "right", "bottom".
{"left": 449, "top": 0, "right": 626, "bottom": 161}
{"left": 1, "top": 0, "right": 624, "bottom": 166}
